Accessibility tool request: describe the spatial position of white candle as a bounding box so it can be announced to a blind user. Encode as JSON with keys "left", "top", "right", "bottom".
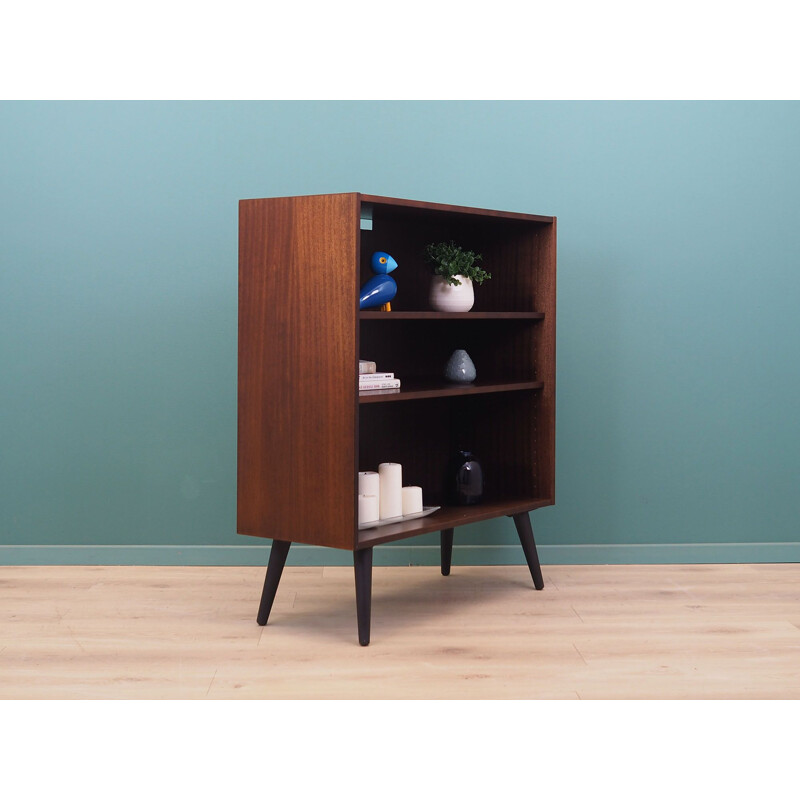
{"left": 378, "top": 462, "right": 403, "bottom": 519}
{"left": 358, "top": 471, "right": 380, "bottom": 497}
{"left": 402, "top": 486, "right": 423, "bottom": 516}
{"left": 358, "top": 494, "right": 379, "bottom": 525}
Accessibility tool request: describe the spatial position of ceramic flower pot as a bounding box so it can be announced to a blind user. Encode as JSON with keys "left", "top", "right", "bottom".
{"left": 429, "top": 275, "right": 475, "bottom": 312}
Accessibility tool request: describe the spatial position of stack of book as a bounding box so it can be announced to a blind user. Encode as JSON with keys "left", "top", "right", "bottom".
{"left": 359, "top": 360, "right": 400, "bottom": 394}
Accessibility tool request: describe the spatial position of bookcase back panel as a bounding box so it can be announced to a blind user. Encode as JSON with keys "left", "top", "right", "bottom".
{"left": 360, "top": 318, "right": 540, "bottom": 383}
{"left": 360, "top": 204, "right": 552, "bottom": 313}
{"left": 359, "top": 391, "right": 542, "bottom": 510}
{"left": 359, "top": 400, "right": 453, "bottom": 507}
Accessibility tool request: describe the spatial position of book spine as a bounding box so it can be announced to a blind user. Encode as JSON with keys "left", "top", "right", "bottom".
{"left": 359, "top": 378, "right": 401, "bottom": 391}
{"left": 358, "top": 360, "right": 377, "bottom": 374}
{"left": 357, "top": 387, "right": 400, "bottom": 396}
{"left": 358, "top": 372, "right": 394, "bottom": 381}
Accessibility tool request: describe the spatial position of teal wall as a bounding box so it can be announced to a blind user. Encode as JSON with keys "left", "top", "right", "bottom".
{"left": 2, "top": 101, "right": 799, "bottom": 565}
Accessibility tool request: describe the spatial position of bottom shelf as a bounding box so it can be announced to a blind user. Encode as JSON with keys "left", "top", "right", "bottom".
{"left": 356, "top": 496, "right": 552, "bottom": 548}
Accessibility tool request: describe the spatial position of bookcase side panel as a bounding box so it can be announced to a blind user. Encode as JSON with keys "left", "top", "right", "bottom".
{"left": 238, "top": 194, "right": 358, "bottom": 549}
{"left": 533, "top": 220, "right": 557, "bottom": 502}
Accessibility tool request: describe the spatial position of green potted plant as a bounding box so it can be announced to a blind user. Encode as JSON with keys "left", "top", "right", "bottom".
{"left": 424, "top": 240, "right": 491, "bottom": 312}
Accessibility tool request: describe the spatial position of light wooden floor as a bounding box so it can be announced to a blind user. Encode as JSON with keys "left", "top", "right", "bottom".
{"left": 1, "top": 563, "right": 799, "bottom": 699}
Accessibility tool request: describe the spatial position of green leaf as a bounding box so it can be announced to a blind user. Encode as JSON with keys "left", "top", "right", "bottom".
{"left": 423, "top": 240, "right": 491, "bottom": 285}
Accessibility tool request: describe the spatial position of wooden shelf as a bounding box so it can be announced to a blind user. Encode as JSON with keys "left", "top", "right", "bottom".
{"left": 357, "top": 497, "right": 553, "bottom": 548}
{"left": 359, "top": 311, "right": 544, "bottom": 320}
{"left": 359, "top": 378, "right": 543, "bottom": 404}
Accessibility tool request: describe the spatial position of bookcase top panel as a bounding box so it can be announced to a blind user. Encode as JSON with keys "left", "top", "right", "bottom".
{"left": 240, "top": 193, "right": 554, "bottom": 225}
{"left": 360, "top": 194, "right": 555, "bottom": 224}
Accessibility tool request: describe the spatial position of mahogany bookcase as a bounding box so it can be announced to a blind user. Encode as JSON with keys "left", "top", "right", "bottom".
{"left": 238, "top": 193, "right": 556, "bottom": 645}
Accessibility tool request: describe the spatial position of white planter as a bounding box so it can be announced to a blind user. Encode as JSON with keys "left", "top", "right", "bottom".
{"left": 429, "top": 275, "right": 475, "bottom": 312}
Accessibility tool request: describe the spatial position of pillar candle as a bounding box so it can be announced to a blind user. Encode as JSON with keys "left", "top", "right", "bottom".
{"left": 401, "top": 486, "right": 423, "bottom": 516}
{"left": 358, "top": 471, "right": 380, "bottom": 497}
{"left": 378, "top": 462, "right": 403, "bottom": 519}
{"left": 358, "top": 494, "right": 379, "bottom": 525}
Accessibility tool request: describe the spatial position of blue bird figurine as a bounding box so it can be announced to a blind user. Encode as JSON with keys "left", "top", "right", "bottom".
{"left": 360, "top": 251, "right": 398, "bottom": 310}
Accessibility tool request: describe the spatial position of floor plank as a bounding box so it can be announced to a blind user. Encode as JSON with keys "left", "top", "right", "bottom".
{"left": 1, "top": 564, "right": 799, "bottom": 699}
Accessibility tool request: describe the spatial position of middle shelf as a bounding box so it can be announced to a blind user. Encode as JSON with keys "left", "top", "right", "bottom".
{"left": 359, "top": 378, "right": 543, "bottom": 403}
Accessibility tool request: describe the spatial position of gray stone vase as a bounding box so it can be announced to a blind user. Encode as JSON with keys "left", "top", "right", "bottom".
{"left": 443, "top": 349, "right": 477, "bottom": 383}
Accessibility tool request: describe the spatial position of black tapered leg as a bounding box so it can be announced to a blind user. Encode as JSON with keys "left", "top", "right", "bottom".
{"left": 354, "top": 547, "right": 373, "bottom": 646}
{"left": 256, "top": 539, "right": 291, "bottom": 625}
{"left": 440, "top": 528, "right": 454, "bottom": 576}
{"left": 512, "top": 512, "right": 545, "bottom": 590}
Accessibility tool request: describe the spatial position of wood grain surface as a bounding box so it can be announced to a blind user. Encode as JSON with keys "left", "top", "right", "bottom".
{"left": 238, "top": 193, "right": 555, "bottom": 551}
{"left": 2, "top": 564, "right": 799, "bottom": 699}
{"left": 358, "top": 379, "right": 543, "bottom": 404}
{"left": 238, "top": 194, "right": 358, "bottom": 549}
{"left": 359, "top": 311, "right": 545, "bottom": 320}
{"left": 359, "top": 193, "right": 555, "bottom": 223}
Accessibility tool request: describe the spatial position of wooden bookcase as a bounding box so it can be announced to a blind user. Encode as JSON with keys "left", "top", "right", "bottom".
{"left": 238, "top": 193, "right": 556, "bottom": 645}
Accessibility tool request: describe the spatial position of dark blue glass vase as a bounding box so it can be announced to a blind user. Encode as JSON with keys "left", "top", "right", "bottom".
{"left": 452, "top": 450, "right": 483, "bottom": 505}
